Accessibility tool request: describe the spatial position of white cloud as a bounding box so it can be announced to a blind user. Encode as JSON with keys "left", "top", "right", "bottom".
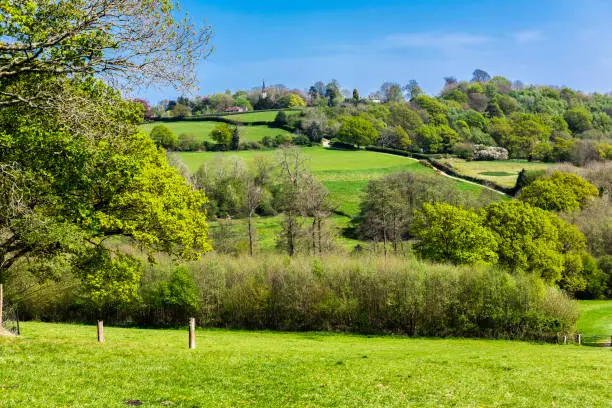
{"left": 382, "top": 32, "right": 492, "bottom": 49}
{"left": 514, "top": 30, "right": 544, "bottom": 44}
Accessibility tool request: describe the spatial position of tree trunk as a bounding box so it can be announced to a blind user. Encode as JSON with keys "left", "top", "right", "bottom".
{"left": 317, "top": 219, "right": 322, "bottom": 254}
{"left": 248, "top": 213, "right": 254, "bottom": 256}
{"left": 312, "top": 218, "right": 317, "bottom": 256}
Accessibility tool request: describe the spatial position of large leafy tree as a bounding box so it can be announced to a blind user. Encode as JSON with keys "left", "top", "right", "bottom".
{"left": 337, "top": 116, "right": 379, "bottom": 147}
{"left": 0, "top": 1, "right": 213, "bottom": 305}
{"left": 519, "top": 171, "right": 599, "bottom": 212}
{"left": 0, "top": 0, "right": 212, "bottom": 106}
{"left": 412, "top": 203, "right": 499, "bottom": 265}
{"left": 0, "top": 80, "right": 212, "bottom": 294}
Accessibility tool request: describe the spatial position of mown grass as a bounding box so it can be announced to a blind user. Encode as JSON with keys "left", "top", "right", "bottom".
{"left": 577, "top": 300, "right": 612, "bottom": 335}
{"left": 0, "top": 322, "right": 610, "bottom": 407}
{"left": 219, "top": 110, "right": 302, "bottom": 123}
{"left": 140, "top": 121, "right": 293, "bottom": 143}
{"left": 438, "top": 159, "right": 553, "bottom": 187}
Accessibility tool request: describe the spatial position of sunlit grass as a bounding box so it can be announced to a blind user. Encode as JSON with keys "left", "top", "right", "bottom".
{"left": 0, "top": 322, "right": 610, "bottom": 407}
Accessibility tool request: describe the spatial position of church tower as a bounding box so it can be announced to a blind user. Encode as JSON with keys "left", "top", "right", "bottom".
{"left": 261, "top": 80, "right": 267, "bottom": 99}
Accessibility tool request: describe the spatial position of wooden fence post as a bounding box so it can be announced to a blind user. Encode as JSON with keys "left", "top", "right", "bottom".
{"left": 189, "top": 318, "right": 196, "bottom": 349}
{"left": 563, "top": 335, "right": 567, "bottom": 345}
{"left": 0, "top": 283, "right": 3, "bottom": 327}
{"left": 97, "top": 320, "right": 105, "bottom": 343}
{"left": 577, "top": 334, "right": 581, "bottom": 345}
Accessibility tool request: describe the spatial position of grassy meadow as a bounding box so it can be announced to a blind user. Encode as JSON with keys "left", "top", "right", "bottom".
{"left": 141, "top": 121, "right": 293, "bottom": 143}
{"left": 178, "top": 147, "right": 486, "bottom": 217}
{"left": 219, "top": 109, "right": 302, "bottom": 123}
{"left": 577, "top": 300, "right": 612, "bottom": 335}
{"left": 0, "top": 321, "right": 610, "bottom": 407}
{"left": 438, "top": 158, "right": 553, "bottom": 187}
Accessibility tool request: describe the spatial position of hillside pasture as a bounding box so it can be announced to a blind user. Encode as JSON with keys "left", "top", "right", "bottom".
{"left": 577, "top": 300, "right": 612, "bottom": 336}
{"left": 0, "top": 322, "right": 610, "bottom": 407}
{"left": 438, "top": 158, "right": 553, "bottom": 188}
{"left": 177, "top": 147, "right": 485, "bottom": 216}
{"left": 219, "top": 110, "right": 302, "bottom": 123}
{"left": 141, "top": 121, "right": 293, "bottom": 143}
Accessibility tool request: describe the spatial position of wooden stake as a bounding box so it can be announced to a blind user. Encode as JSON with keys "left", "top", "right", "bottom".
{"left": 0, "top": 284, "right": 3, "bottom": 327}
{"left": 563, "top": 335, "right": 567, "bottom": 345}
{"left": 189, "top": 318, "right": 196, "bottom": 349}
{"left": 97, "top": 320, "right": 105, "bottom": 343}
{"left": 577, "top": 334, "right": 581, "bottom": 345}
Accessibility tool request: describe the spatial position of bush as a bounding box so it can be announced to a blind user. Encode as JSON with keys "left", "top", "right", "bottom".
{"left": 14, "top": 255, "right": 580, "bottom": 339}
{"left": 473, "top": 145, "right": 509, "bottom": 160}
{"left": 292, "top": 135, "right": 311, "bottom": 146}
{"left": 177, "top": 133, "right": 199, "bottom": 151}
{"left": 150, "top": 124, "right": 178, "bottom": 150}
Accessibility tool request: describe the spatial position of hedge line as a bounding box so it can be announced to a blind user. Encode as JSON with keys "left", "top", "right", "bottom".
{"left": 365, "top": 146, "right": 515, "bottom": 195}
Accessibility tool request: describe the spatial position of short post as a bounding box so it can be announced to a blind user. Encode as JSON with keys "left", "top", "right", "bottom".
{"left": 577, "top": 334, "right": 581, "bottom": 345}
{"left": 189, "top": 318, "right": 196, "bottom": 349}
{"left": 563, "top": 335, "right": 567, "bottom": 345}
{"left": 0, "top": 283, "right": 3, "bottom": 327}
{"left": 97, "top": 320, "right": 105, "bottom": 343}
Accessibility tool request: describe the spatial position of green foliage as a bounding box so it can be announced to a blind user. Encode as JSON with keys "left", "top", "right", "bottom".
{"left": 413, "top": 203, "right": 499, "bottom": 265}
{"left": 337, "top": 116, "right": 379, "bottom": 147}
{"left": 415, "top": 125, "right": 443, "bottom": 152}
{"left": 564, "top": 106, "right": 593, "bottom": 134}
{"left": 481, "top": 201, "right": 587, "bottom": 290}
{"left": 146, "top": 266, "right": 200, "bottom": 324}
{"left": 210, "top": 123, "right": 232, "bottom": 147}
{"left": 520, "top": 171, "right": 599, "bottom": 212}
{"left": 150, "top": 124, "right": 178, "bottom": 149}
{"left": 230, "top": 126, "right": 240, "bottom": 151}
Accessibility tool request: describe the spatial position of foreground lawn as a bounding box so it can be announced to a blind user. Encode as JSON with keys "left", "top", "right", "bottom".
{"left": 141, "top": 121, "right": 292, "bottom": 143}
{"left": 178, "top": 147, "right": 484, "bottom": 216}
{"left": 438, "top": 159, "right": 553, "bottom": 187}
{"left": 0, "top": 322, "right": 610, "bottom": 407}
{"left": 577, "top": 300, "right": 612, "bottom": 335}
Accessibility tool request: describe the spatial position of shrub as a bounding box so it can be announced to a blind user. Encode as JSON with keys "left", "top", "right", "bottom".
{"left": 150, "top": 124, "right": 178, "bottom": 150}
{"left": 473, "top": 145, "right": 508, "bottom": 160}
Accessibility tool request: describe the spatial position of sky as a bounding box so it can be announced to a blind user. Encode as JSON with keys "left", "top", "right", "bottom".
{"left": 140, "top": 0, "right": 612, "bottom": 103}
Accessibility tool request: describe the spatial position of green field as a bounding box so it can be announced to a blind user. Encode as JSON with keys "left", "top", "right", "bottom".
{"left": 577, "top": 300, "right": 612, "bottom": 335}
{"left": 0, "top": 322, "right": 610, "bottom": 407}
{"left": 141, "top": 121, "right": 293, "bottom": 143}
{"left": 178, "top": 147, "right": 483, "bottom": 216}
{"left": 219, "top": 110, "right": 302, "bottom": 123}
{"left": 438, "top": 159, "right": 553, "bottom": 187}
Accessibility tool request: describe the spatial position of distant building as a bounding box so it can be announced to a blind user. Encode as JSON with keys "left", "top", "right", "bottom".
{"left": 261, "top": 80, "right": 268, "bottom": 99}
{"left": 225, "top": 106, "right": 248, "bottom": 113}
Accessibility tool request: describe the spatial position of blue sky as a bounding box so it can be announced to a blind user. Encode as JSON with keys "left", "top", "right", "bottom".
{"left": 140, "top": 0, "right": 612, "bottom": 102}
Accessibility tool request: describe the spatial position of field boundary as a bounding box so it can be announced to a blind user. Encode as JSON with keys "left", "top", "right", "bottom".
{"left": 365, "top": 146, "right": 514, "bottom": 196}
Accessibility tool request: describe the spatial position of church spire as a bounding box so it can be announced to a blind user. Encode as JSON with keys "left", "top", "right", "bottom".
{"left": 261, "top": 79, "right": 267, "bottom": 99}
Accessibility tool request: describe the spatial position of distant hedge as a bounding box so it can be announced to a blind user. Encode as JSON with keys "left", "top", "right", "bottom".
{"left": 365, "top": 146, "right": 515, "bottom": 195}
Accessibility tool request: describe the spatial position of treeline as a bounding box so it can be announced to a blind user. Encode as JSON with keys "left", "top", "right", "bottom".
{"left": 141, "top": 70, "right": 612, "bottom": 164}
{"left": 11, "top": 255, "right": 578, "bottom": 340}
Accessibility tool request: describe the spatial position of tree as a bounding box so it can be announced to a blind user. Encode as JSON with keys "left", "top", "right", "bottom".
{"left": 388, "top": 103, "right": 423, "bottom": 135}
{"left": 230, "top": 126, "right": 240, "bottom": 151}
{"left": 171, "top": 103, "right": 191, "bottom": 119}
{"left": 412, "top": 203, "right": 499, "bottom": 265}
{"left": 274, "top": 110, "right": 288, "bottom": 127}
{"left": 0, "top": 81, "right": 211, "bottom": 291}
{"left": 243, "top": 179, "right": 267, "bottom": 256}
{"left": 150, "top": 124, "right": 178, "bottom": 150}
{"left": 564, "top": 106, "right": 593, "bottom": 134}
{"left": 352, "top": 89, "right": 360, "bottom": 102}
{"left": 519, "top": 172, "right": 599, "bottom": 212}
{"left": 472, "top": 69, "right": 492, "bottom": 83}
{"left": 403, "top": 80, "right": 422, "bottom": 100}
{"left": 210, "top": 123, "right": 232, "bottom": 148}
{"left": 381, "top": 83, "right": 404, "bottom": 103}
{"left": 325, "top": 80, "right": 343, "bottom": 106}
{"left": 301, "top": 174, "right": 334, "bottom": 255}
{"left": 0, "top": 0, "right": 212, "bottom": 107}
{"left": 337, "top": 116, "right": 379, "bottom": 147}
{"left": 481, "top": 201, "right": 587, "bottom": 288}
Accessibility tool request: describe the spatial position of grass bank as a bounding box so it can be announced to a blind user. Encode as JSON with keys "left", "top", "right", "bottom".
{"left": 0, "top": 322, "right": 610, "bottom": 407}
